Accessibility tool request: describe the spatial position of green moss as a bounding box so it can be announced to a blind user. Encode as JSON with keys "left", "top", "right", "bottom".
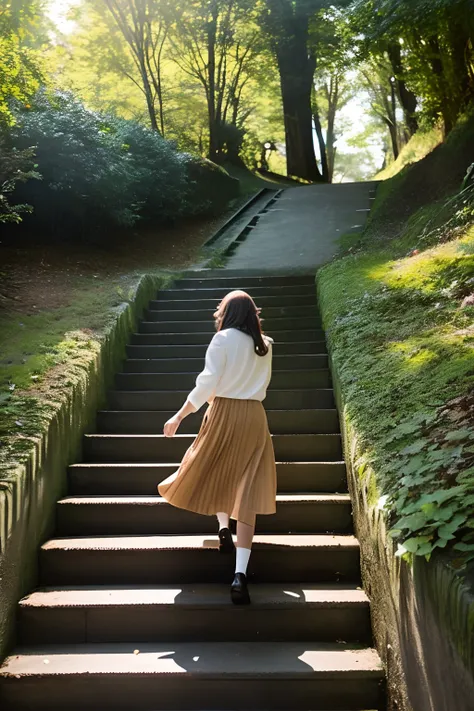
{"left": 0, "top": 270, "right": 177, "bottom": 469}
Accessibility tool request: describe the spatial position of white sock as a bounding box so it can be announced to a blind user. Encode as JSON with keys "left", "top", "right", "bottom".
{"left": 235, "top": 547, "right": 251, "bottom": 575}
{"left": 217, "top": 512, "right": 229, "bottom": 531}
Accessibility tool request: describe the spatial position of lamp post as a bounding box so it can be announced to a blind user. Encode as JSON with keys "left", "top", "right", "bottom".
{"left": 260, "top": 141, "right": 276, "bottom": 171}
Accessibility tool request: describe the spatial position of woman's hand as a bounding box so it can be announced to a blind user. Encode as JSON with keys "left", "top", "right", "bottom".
{"left": 164, "top": 414, "right": 182, "bottom": 438}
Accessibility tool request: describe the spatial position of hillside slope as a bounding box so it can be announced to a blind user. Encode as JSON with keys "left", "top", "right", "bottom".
{"left": 368, "top": 113, "right": 474, "bottom": 242}
{"left": 317, "top": 108, "right": 474, "bottom": 711}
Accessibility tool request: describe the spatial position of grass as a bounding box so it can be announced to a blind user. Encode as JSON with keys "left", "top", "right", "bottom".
{"left": 376, "top": 126, "right": 443, "bottom": 180}
{"left": 0, "top": 269, "right": 173, "bottom": 469}
{"left": 319, "top": 184, "right": 474, "bottom": 562}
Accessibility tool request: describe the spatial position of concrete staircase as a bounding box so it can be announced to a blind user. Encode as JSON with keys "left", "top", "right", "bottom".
{"left": 0, "top": 272, "right": 384, "bottom": 710}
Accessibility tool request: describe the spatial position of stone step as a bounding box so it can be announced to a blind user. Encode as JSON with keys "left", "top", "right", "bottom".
{"left": 114, "top": 370, "right": 331, "bottom": 391}
{"left": 130, "top": 329, "right": 324, "bottom": 344}
{"left": 149, "top": 294, "right": 318, "bottom": 310}
{"left": 18, "top": 584, "right": 371, "bottom": 645}
{"left": 83, "top": 434, "right": 343, "bottom": 463}
{"left": 126, "top": 341, "right": 328, "bottom": 358}
{"left": 39, "top": 534, "right": 361, "bottom": 585}
{"left": 157, "top": 285, "right": 316, "bottom": 300}
{"left": 56, "top": 494, "right": 353, "bottom": 536}
{"left": 107, "top": 389, "right": 336, "bottom": 411}
{"left": 145, "top": 305, "right": 320, "bottom": 322}
{"left": 0, "top": 642, "right": 383, "bottom": 711}
{"left": 122, "top": 354, "right": 329, "bottom": 373}
{"left": 68, "top": 462, "right": 348, "bottom": 496}
{"left": 173, "top": 275, "right": 315, "bottom": 288}
{"left": 138, "top": 317, "right": 320, "bottom": 334}
{"left": 96, "top": 409, "right": 340, "bottom": 435}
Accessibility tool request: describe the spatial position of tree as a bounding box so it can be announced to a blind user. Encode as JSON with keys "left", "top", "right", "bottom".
{"left": 0, "top": 0, "right": 44, "bottom": 125}
{"left": 347, "top": 0, "right": 474, "bottom": 137}
{"left": 168, "top": 0, "right": 262, "bottom": 163}
{"left": 386, "top": 41, "right": 418, "bottom": 139}
{"left": 0, "top": 0, "right": 44, "bottom": 222}
{"left": 99, "top": 0, "right": 170, "bottom": 134}
{"left": 359, "top": 57, "right": 402, "bottom": 160}
{"left": 313, "top": 73, "right": 352, "bottom": 181}
{"left": 260, "top": 0, "right": 322, "bottom": 181}
{"left": 311, "top": 6, "right": 353, "bottom": 182}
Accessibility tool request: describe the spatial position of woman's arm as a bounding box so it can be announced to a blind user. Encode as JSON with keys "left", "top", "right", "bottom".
{"left": 163, "top": 398, "right": 197, "bottom": 438}
{"left": 163, "top": 332, "right": 226, "bottom": 437}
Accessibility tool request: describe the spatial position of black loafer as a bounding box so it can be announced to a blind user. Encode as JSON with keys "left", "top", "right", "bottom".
{"left": 218, "top": 527, "right": 235, "bottom": 554}
{"left": 231, "top": 572, "right": 251, "bottom": 605}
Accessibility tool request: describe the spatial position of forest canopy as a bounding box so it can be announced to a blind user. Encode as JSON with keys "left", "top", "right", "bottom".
{"left": 1, "top": 0, "right": 474, "bottom": 237}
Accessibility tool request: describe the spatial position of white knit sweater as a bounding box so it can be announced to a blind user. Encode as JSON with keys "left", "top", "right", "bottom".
{"left": 187, "top": 328, "right": 273, "bottom": 411}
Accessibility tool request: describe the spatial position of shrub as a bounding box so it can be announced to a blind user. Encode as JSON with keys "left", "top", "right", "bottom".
{"left": 0, "top": 132, "right": 40, "bottom": 224}
{"left": 105, "top": 117, "right": 189, "bottom": 224}
{"left": 183, "top": 157, "right": 240, "bottom": 216}
{"left": 12, "top": 91, "right": 140, "bottom": 239}
{"left": 8, "top": 92, "right": 240, "bottom": 241}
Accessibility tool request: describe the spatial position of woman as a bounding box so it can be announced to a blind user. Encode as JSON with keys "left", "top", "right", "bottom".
{"left": 158, "top": 290, "right": 276, "bottom": 605}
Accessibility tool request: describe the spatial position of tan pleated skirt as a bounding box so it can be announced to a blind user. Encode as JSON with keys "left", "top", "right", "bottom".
{"left": 158, "top": 397, "right": 276, "bottom": 525}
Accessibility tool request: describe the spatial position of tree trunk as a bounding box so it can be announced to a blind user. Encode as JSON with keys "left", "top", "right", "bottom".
{"left": 387, "top": 42, "right": 418, "bottom": 137}
{"left": 383, "top": 116, "right": 399, "bottom": 160}
{"left": 428, "top": 36, "right": 454, "bottom": 136}
{"left": 265, "top": 0, "right": 322, "bottom": 182}
{"left": 207, "top": 5, "right": 219, "bottom": 162}
{"left": 313, "top": 108, "right": 329, "bottom": 182}
{"left": 277, "top": 48, "right": 322, "bottom": 181}
{"left": 139, "top": 60, "right": 159, "bottom": 132}
{"left": 326, "top": 76, "right": 338, "bottom": 183}
{"left": 104, "top": 1, "right": 160, "bottom": 133}
{"left": 446, "top": 20, "right": 472, "bottom": 109}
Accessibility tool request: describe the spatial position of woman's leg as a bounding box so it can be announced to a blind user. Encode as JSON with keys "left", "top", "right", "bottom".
{"left": 235, "top": 515, "right": 256, "bottom": 575}
{"left": 217, "top": 512, "right": 234, "bottom": 554}
{"left": 216, "top": 512, "right": 229, "bottom": 531}
{"left": 231, "top": 515, "right": 256, "bottom": 605}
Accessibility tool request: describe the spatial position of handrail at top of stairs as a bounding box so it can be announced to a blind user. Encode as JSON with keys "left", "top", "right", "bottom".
{"left": 202, "top": 188, "right": 274, "bottom": 249}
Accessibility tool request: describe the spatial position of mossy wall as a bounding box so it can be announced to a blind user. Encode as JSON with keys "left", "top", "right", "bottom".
{"left": 324, "top": 337, "right": 474, "bottom": 711}
{"left": 0, "top": 273, "right": 175, "bottom": 662}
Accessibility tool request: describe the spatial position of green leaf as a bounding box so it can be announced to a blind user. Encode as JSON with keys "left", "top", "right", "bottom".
{"left": 388, "top": 528, "right": 402, "bottom": 538}
{"left": 401, "top": 439, "right": 430, "bottom": 455}
{"left": 403, "top": 537, "right": 422, "bottom": 553}
{"left": 453, "top": 542, "right": 474, "bottom": 552}
{"left": 417, "top": 542, "right": 434, "bottom": 557}
{"left": 438, "top": 514, "right": 467, "bottom": 539}
{"left": 445, "top": 429, "right": 472, "bottom": 442}
{"left": 399, "top": 455, "right": 427, "bottom": 475}
{"left": 397, "top": 512, "right": 428, "bottom": 531}
{"left": 386, "top": 422, "right": 421, "bottom": 443}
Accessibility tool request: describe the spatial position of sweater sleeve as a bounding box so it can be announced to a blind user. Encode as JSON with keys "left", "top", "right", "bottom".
{"left": 187, "top": 332, "right": 227, "bottom": 410}
{"left": 263, "top": 339, "right": 273, "bottom": 389}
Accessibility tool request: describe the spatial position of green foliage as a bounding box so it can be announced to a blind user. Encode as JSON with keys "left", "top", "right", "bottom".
{"left": 347, "top": 0, "right": 474, "bottom": 133}
{"left": 0, "top": 0, "right": 45, "bottom": 126}
{"left": 104, "top": 115, "right": 189, "bottom": 223}
{"left": 12, "top": 91, "right": 141, "bottom": 236}
{"left": 7, "top": 91, "right": 238, "bottom": 239}
{"left": 319, "top": 182, "right": 474, "bottom": 562}
{"left": 0, "top": 133, "right": 40, "bottom": 223}
{"left": 184, "top": 157, "right": 240, "bottom": 215}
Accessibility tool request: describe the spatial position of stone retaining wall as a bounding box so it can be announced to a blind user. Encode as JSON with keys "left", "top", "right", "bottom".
{"left": 0, "top": 273, "right": 174, "bottom": 662}
{"left": 320, "top": 290, "right": 474, "bottom": 711}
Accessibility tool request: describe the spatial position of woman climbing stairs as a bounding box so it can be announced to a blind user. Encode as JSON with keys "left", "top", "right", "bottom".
{"left": 0, "top": 271, "right": 385, "bottom": 710}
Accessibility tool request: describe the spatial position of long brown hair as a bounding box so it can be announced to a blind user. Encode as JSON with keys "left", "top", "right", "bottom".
{"left": 214, "top": 290, "right": 269, "bottom": 357}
